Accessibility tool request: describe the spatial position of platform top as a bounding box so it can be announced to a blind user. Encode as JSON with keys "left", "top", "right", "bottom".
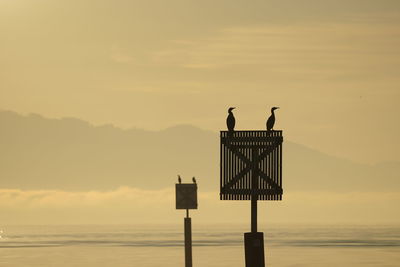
{"left": 220, "top": 130, "right": 282, "bottom": 134}
{"left": 220, "top": 130, "right": 283, "bottom": 139}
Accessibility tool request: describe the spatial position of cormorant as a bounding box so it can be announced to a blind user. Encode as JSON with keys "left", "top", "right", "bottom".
{"left": 266, "top": 107, "right": 279, "bottom": 132}
{"left": 178, "top": 175, "right": 182, "bottom": 184}
{"left": 226, "top": 107, "right": 236, "bottom": 137}
{"left": 192, "top": 177, "right": 196, "bottom": 184}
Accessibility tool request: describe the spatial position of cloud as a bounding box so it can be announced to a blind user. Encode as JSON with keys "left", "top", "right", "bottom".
{"left": 1, "top": 188, "right": 399, "bottom": 225}
{"left": 0, "top": 187, "right": 174, "bottom": 207}
{"left": 152, "top": 22, "right": 400, "bottom": 79}
{"left": 110, "top": 45, "right": 133, "bottom": 63}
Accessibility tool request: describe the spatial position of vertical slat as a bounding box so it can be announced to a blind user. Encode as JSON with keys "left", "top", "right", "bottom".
{"left": 257, "top": 132, "right": 261, "bottom": 200}
{"left": 266, "top": 131, "right": 269, "bottom": 201}
{"left": 224, "top": 136, "right": 227, "bottom": 201}
{"left": 244, "top": 132, "right": 248, "bottom": 200}
{"left": 262, "top": 132, "right": 265, "bottom": 198}
{"left": 220, "top": 132, "right": 223, "bottom": 200}
{"left": 224, "top": 132, "right": 228, "bottom": 200}
{"left": 265, "top": 131, "right": 268, "bottom": 201}
{"left": 231, "top": 132, "right": 233, "bottom": 200}
{"left": 231, "top": 132, "right": 234, "bottom": 200}
{"left": 243, "top": 132, "right": 247, "bottom": 200}
{"left": 247, "top": 131, "right": 251, "bottom": 200}
{"left": 273, "top": 131, "right": 277, "bottom": 200}
{"left": 279, "top": 133, "right": 283, "bottom": 200}
{"left": 259, "top": 132, "right": 262, "bottom": 201}
{"left": 246, "top": 131, "right": 249, "bottom": 200}
{"left": 229, "top": 137, "right": 232, "bottom": 200}
{"left": 269, "top": 131, "right": 272, "bottom": 201}
{"left": 242, "top": 132, "right": 246, "bottom": 200}
{"left": 257, "top": 132, "right": 264, "bottom": 200}
{"left": 236, "top": 132, "right": 240, "bottom": 200}
{"left": 222, "top": 133, "right": 225, "bottom": 200}
{"left": 277, "top": 131, "right": 280, "bottom": 200}
{"left": 221, "top": 133, "right": 223, "bottom": 199}
{"left": 276, "top": 133, "right": 280, "bottom": 200}
{"left": 273, "top": 132, "right": 277, "bottom": 200}
{"left": 228, "top": 143, "right": 230, "bottom": 200}
{"left": 239, "top": 131, "right": 243, "bottom": 200}
{"left": 268, "top": 133, "right": 272, "bottom": 200}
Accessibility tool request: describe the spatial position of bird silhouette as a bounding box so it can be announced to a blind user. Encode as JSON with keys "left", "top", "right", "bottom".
{"left": 192, "top": 177, "right": 196, "bottom": 184}
{"left": 226, "top": 107, "right": 236, "bottom": 137}
{"left": 178, "top": 175, "right": 182, "bottom": 184}
{"left": 266, "top": 107, "right": 279, "bottom": 132}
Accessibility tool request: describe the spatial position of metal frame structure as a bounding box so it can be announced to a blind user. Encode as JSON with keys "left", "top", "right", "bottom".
{"left": 220, "top": 130, "right": 283, "bottom": 267}
{"left": 220, "top": 130, "right": 283, "bottom": 201}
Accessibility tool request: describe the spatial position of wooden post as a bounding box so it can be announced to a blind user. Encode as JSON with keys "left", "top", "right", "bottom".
{"left": 184, "top": 213, "right": 192, "bottom": 267}
{"left": 244, "top": 232, "right": 265, "bottom": 267}
{"left": 176, "top": 183, "right": 197, "bottom": 267}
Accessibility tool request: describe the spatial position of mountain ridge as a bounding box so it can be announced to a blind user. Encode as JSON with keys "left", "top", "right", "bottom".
{"left": 0, "top": 110, "right": 399, "bottom": 192}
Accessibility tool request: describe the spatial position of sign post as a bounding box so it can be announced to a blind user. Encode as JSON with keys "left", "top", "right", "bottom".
{"left": 176, "top": 180, "right": 198, "bottom": 267}
{"left": 220, "top": 130, "right": 283, "bottom": 267}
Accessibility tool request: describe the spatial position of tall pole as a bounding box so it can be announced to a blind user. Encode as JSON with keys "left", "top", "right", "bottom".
{"left": 244, "top": 148, "right": 265, "bottom": 267}
{"left": 184, "top": 209, "right": 192, "bottom": 267}
{"left": 176, "top": 181, "right": 197, "bottom": 267}
{"left": 251, "top": 194, "right": 257, "bottom": 233}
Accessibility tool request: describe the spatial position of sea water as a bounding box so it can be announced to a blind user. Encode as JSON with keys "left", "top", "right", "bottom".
{"left": 0, "top": 224, "right": 399, "bottom": 267}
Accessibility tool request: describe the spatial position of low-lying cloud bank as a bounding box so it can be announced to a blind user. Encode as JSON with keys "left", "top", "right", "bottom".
{"left": 0, "top": 187, "right": 399, "bottom": 225}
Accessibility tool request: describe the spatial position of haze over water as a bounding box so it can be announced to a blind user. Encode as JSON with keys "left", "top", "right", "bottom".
{"left": 1, "top": 224, "right": 399, "bottom": 267}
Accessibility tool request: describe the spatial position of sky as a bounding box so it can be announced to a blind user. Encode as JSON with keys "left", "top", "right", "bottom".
{"left": 1, "top": 0, "right": 400, "bottom": 164}
{"left": 1, "top": 1, "right": 400, "bottom": 226}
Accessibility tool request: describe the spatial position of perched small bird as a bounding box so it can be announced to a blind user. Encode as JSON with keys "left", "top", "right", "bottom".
{"left": 192, "top": 177, "right": 197, "bottom": 184}
{"left": 178, "top": 175, "right": 182, "bottom": 184}
{"left": 266, "top": 107, "right": 279, "bottom": 132}
{"left": 226, "top": 107, "right": 236, "bottom": 137}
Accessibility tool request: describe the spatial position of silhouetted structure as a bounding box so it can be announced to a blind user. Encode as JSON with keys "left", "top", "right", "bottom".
{"left": 178, "top": 175, "right": 182, "bottom": 184}
{"left": 266, "top": 107, "right": 279, "bottom": 132}
{"left": 176, "top": 177, "right": 198, "bottom": 267}
{"left": 220, "top": 130, "right": 283, "bottom": 267}
{"left": 226, "top": 107, "right": 236, "bottom": 137}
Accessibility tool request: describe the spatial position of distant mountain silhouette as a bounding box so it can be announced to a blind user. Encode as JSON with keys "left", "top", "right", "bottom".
{"left": 0, "top": 110, "right": 399, "bottom": 192}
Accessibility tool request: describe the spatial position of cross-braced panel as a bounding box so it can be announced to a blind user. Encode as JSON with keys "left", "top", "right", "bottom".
{"left": 220, "top": 131, "right": 283, "bottom": 201}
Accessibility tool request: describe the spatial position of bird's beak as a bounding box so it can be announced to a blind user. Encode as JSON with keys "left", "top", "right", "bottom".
{"left": 276, "top": 107, "right": 280, "bottom": 109}
{"left": 233, "top": 107, "right": 236, "bottom": 110}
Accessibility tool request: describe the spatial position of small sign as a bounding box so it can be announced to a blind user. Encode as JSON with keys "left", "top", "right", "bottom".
{"left": 176, "top": 184, "right": 198, "bottom": 209}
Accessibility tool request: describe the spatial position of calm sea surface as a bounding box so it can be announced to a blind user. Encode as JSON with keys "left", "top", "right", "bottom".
{"left": 0, "top": 224, "right": 399, "bottom": 267}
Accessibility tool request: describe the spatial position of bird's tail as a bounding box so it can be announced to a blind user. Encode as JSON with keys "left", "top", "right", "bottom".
{"left": 228, "top": 130, "right": 234, "bottom": 138}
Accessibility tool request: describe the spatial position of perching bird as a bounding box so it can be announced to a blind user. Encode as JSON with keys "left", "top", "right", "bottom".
{"left": 192, "top": 177, "right": 196, "bottom": 184}
{"left": 178, "top": 175, "right": 182, "bottom": 184}
{"left": 266, "top": 107, "right": 279, "bottom": 132}
{"left": 226, "top": 107, "right": 236, "bottom": 137}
